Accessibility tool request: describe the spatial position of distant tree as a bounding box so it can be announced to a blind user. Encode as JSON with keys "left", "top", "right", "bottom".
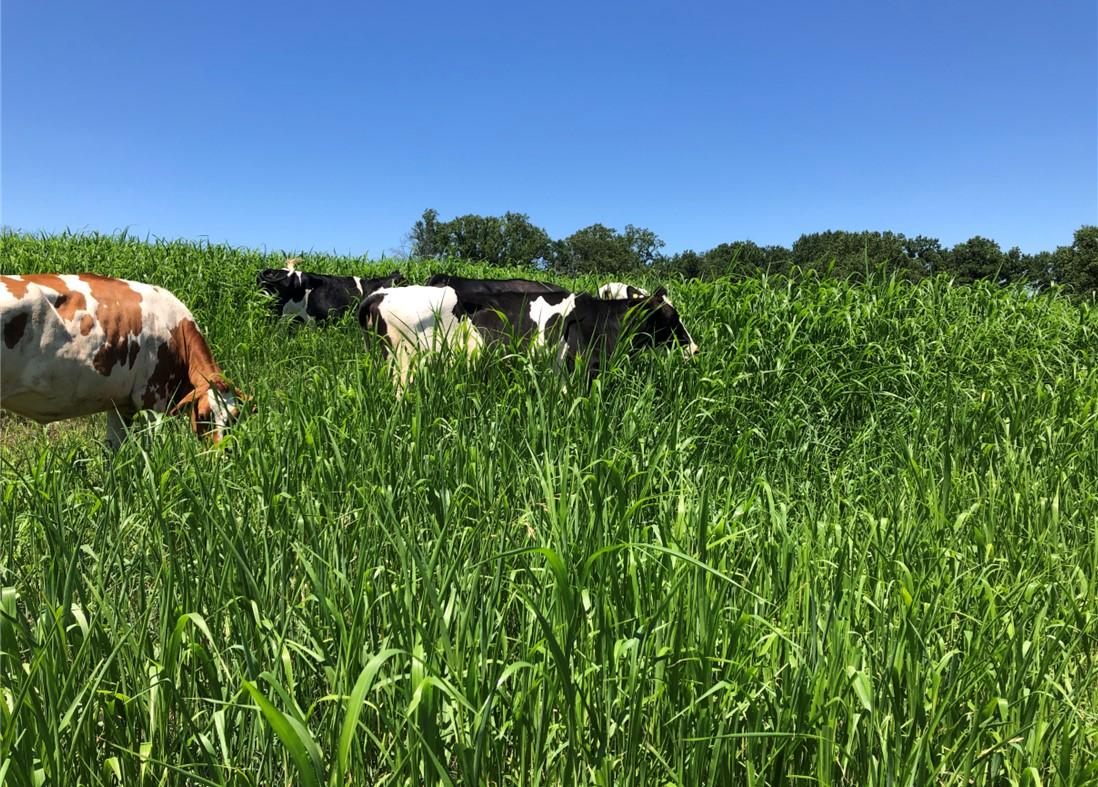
{"left": 1024, "top": 250, "right": 1056, "bottom": 290}
{"left": 662, "top": 241, "right": 790, "bottom": 280}
{"left": 944, "top": 236, "right": 1007, "bottom": 284}
{"left": 623, "top": 225, "right": 666, "bottom": 269}
{"left": 703, "top": 241, "right": 767, "bottom": 278}
{"left": 408, "top": 209, "right": 1085, "bottom": 292}
{"left": 665, "top": 249, "right": 704, "bottom": 279}
{"left": 791, "top": 230, "right": 919, "bottom": 281}
{"left": 1052, "top": 225, "right": 1098, "bottom": 294}
{"left": 409, "top": 209, "right": 551, "bottom": 267}
{"left": 760, "top": 245, "right": 793, "bottom": 275}
{"left": 1003, "top": 246, "right": 1028, "bottom": 283}
{"left": 410, "top": 208, "right": 442, "bottom": 258}
{"left": 499, "top": 212, "right": 554, "bottom": 268}
{"left": 903, "top": 235, "right": 946, "bottom": 275}
{"left": 551, "top": 223, "right": 665, "bottom": 275}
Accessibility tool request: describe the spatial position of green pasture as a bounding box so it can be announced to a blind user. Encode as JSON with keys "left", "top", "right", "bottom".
{"left": 2, "top": 231, "right": 1096, "bottom": 785}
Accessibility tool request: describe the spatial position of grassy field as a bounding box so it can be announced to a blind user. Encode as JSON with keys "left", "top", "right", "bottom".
{"left": 2, "top": 231, "right": 1096, "bottom": 785}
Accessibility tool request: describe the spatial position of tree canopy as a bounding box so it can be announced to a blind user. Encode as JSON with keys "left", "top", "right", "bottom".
{"left": 408, "top": 209, "right": 1097, "bottom": 295}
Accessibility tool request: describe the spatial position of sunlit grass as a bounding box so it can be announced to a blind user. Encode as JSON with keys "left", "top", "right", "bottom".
{"left": 2, "top": 230, "right": 1096, "bottom": 785}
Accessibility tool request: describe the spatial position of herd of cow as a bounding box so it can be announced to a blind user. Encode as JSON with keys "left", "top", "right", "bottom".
{"left": 0, "top": 260, "right": 698, "bottom": 449}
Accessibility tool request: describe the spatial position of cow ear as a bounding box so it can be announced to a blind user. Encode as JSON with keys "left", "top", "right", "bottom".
{"left": 652, "top": 286, "right": 668, "bottom": 299}
{"left": 285, "top": 257, "right": 301, "bottom": 271}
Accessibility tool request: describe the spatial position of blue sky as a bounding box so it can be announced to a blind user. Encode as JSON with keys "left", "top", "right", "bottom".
{"left": 3, "top": 0, "right": 1095, "bottom": 257}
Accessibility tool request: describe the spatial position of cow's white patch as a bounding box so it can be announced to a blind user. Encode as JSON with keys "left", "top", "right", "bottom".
{"left": 369, "top": 286, "right": 483, "bottom": 392}
{"left": 282, "top": 290, "right": 311, "bottom": 321}
{"left": 528, "top": 294, "right": 576, "bottom": 345}
{"left": 598, "top": 282, "right": 649, "bottom": 300}
{"left": 206, "top": 387, "right": 240, "bottom": 441}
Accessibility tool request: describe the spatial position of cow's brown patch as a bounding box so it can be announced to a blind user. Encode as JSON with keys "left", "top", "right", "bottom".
{"left": 81, "top": 275, "right": 144, "bottom": 376}
{"left": 3, "top": 313, "right": 28, "bottom": 349}
{"left": 2, "top": 274, "right": 77, "bottom": 301}
{"left": 142, "top": 317, "right": 246, "bottom": 440}
{"left": 143, "top": 336, "right": 189, "bottom": 409}
{"left": 1, "top": 276, "right": 31, "bottom": 300}
{"left": 24, "top": 275, "right": 72, "bottom": 296}
{"left": 173, "top": 318, "right": 227, "bottom": 389}
{"left": 92, "top": 337, "right": 133, "bottom": 375}
{"left": 53, "top": 291, "right": 88, "bottom": 321}
{"left": 79, "top": 314, "right": 95, "bottom": 335}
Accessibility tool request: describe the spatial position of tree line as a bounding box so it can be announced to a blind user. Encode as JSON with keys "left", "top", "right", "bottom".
{"left": 409, "top": 209, "right": 1098, "bottom": 294}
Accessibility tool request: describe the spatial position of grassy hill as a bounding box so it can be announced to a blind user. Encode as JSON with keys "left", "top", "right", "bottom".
{"left": 2, "top": 231, "right": 1096, "bottom": 784}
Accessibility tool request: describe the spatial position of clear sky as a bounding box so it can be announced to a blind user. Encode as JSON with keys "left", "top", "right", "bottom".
{"left": 3, "top": 0, "right": 1095, "bottom": 257}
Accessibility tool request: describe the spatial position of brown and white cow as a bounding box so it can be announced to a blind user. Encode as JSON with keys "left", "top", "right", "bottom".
{"left": 1, "top": 274, "right": 247, "bottom": 449}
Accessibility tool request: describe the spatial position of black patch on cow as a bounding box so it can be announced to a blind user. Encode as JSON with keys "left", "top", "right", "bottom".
{"left": 426, "top": 274, "right": 570, "bottom": 300}
{"left": 3, "top": 313, "right": 28, "bottom": 349}
{"left": 356, "top": 292, "right": 390, "bottom": 357}
{"left": 458, "top": 290, "right": 573, "bottom": 346}
{"left": 543, "top": 311, "right": 566, "bottom": 338}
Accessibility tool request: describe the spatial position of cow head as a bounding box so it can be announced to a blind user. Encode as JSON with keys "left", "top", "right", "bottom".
{"left": 256, "top": 259, "right": 305, "bottom": 304}
{"left": 170, "top": 379, "right": 250, "bottom": 443}
{"left": 631, "top": 288, "right": 699, "bottom": 357}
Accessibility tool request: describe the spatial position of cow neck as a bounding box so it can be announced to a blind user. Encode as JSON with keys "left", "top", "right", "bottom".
{"left": 175, "top": 318, "right": 227, "bottom": 394}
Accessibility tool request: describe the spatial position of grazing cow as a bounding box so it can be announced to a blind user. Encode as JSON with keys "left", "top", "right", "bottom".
{"left": 1, "top": 274, "right": 247, "bottom": 449}
{"left": 359, "top": 280, "right": 698, "bottom": 390}
{"left": 424, "top": 275, "right": 577, "bottom": 347}
{"left": 598, "top": 282, "right": 649, "bottom": 300}
{"left": 456, "top": 290, "right": 578, "bottom": 348}
{"left": 257, "top": 258, "right": 404, "bottom": 323}
{"left": 357, "top": 286, "right": 483, "bottom": 391}
{"left": 561, "top": 289, "right": 699, "bottom": 381}
{"left": 425, "top": 274, "right": 570, "bottom": 300}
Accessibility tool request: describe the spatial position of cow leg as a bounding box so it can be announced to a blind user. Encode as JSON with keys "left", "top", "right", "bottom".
{"left": 105, "top": 409, "right": 134, "bottom": 451}
{"left": 542, "top": 338, "right": 569, "bottom": 394}
{"left": 392, "top": 345, "right": 414, "bottom": 397}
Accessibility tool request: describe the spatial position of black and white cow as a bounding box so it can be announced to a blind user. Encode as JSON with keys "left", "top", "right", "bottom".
{"left": 357, "top": 285, "right": 483, "bottom": 392}
{"left": 424, "top": 275, "right": 577, "bottom": 349}
{"left": 456, "top": 289, "right": 578, "bottom": 347}
{"left": 560, "top": 290, "right": 699, "bottom": 381}
{"left": 598, "top": 282, "right": 649, "bottom": 300}
{"left": 359, "top": 280, "right": 697, "bottom": 390}
{"left": 425, "top": 274, "right": 570, "bottom": 300}
{"left": 257, "top": 258, "right": 404, "bottom": 323}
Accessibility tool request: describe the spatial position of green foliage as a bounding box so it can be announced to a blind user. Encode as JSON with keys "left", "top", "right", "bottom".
{"left": 403, "top": 210, "right": 1097, "bottom": 295}
{"left": 944, "top": 235, "right": 1010, "bottom": 284}
{"left": 3, "top": 232, "right": 1098, "bottom": 784}
{"left": 665, "top": 241, "right": 790, "bottom": 280}
{"left": 902, "top": 235, "right": 947, "bottom": 275}
{"left": 410, "top": 209, "right": 552, "bottom": 268}
{"left": 1052, "top": 225, "right": 1098, "bottom": 296}
{"left": 410, "top": 210, "right": 666, "bottom": 275}
{"left": 550, "top": 223, "right": 665, "bottom": 276}
{"left": 790, "top": 230, "right": 925, "bottom": 282}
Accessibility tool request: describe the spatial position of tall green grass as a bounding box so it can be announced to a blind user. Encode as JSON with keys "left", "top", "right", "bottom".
{"left": 2, "top": 231, "right": 1096, "bottom": 785}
